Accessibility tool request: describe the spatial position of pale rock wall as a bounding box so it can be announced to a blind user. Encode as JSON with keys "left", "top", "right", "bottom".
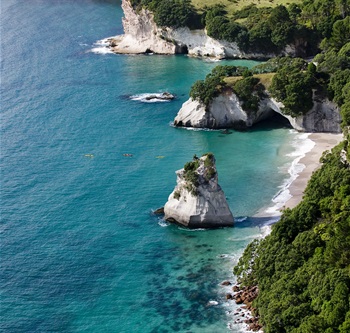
{"left": 174, "top": 92, "right": 342, "bottom": 132}
{"left": 269, "top": 97, "right": 342, "bottom": 133}
{"left": 174, "top": 92, "right": 274, "bottom": 129}
{"left": 164, "top": 155, "right": 234, "bottom": 228}
{"left": 109, "top": 0, "right": 176, "bottom": 54}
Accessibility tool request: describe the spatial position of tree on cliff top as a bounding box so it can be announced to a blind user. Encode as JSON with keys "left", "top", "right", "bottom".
{"left": 131, "top": 0, "right": 203, "bottom": 29}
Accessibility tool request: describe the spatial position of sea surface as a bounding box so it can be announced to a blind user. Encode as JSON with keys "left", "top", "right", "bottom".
{"left": 1, "top": 1, "right": 312, "bottom": 332}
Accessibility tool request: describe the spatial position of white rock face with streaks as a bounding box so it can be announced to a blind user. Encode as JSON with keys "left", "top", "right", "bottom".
{"left": 164, "top": 154, "right": 234, "bottom": 228}
{"left": 174, "top": 91, "right": 342, "bottom": 132}
{"left": 174, "top": 92, "right": 274, "bottom": 129}
{"left": 268, "top": 94, "right": 342, "bottom": 133}
{"left": 107, "top": 0, "right": 176, "bottom": 54}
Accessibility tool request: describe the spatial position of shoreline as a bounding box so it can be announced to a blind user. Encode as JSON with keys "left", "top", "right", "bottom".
{"left": 230, "top": 132, "right": 343, "bottom": 333}
{"left": 283, "top": 132, "right": 343, "bottom": 210}
{"left": 255, "top": 132, "right": 343, "bottom": 219}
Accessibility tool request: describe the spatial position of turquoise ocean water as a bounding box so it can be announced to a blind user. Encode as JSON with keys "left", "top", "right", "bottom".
{"left": 1, "top": 1, "right": 310, "bottom": 332}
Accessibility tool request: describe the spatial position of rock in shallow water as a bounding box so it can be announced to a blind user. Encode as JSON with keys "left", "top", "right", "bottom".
{"left": 163, "top": 153, "right": 234, "bottom": 228}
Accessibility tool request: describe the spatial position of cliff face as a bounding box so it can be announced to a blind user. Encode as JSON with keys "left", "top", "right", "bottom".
{"left": 174, "top": 91, "right": 342, "bottom": 132}
{"left": 164, "top": 154, "right": 234, "bottom": 228}
{"left": 174, "top": 93, "right": 274, "bottom": 129}
{"left": 108, "top": 0, "right": 177, "bottom": 54}
{"left": 108, "top": 0, "right": 298, "bottom": 59}
{"left": 269, "top": 94, "right": 342, "bottom": 133}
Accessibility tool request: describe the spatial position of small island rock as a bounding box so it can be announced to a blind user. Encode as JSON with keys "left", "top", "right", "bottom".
{"left": 145, "top": 92, "right": 175, "bottom": 101}
{"left": 164, "top": 153, "right": 234, "bottom": 228}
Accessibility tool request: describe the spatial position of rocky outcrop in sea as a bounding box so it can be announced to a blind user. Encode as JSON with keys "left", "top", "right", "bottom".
{"left": 174, "top": 90, "right": 342, "bottom": 133}
{"left": 164, "top": 153, "right": 234, "bottom": 228}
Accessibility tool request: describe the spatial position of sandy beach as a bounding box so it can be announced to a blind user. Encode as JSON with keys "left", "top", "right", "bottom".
{"left": 283, "top": 132, "right": 344, "bottom": 209}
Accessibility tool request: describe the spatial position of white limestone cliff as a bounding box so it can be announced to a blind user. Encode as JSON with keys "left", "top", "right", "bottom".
{"left": 107, "top": 0, "right": 177, "bottom": 54}
{"left": 174, "top": 91, "right": 342, "bottom": 132}
{"left": 164, "top": 154, "right": 234, "bottom": 228}
{"left": 174, "top": 92, "right": 274, "bottom": 129}
{"left": 107, "top": 0, "right": 296, "bottom": 59}
{"left": 268, "top": 94, "right": 342, "bottom": 133}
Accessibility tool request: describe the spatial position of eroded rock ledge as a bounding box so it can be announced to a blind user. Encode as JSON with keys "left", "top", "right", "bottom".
{"left": 164, "top": 153, "right": 234, "bottom": 228}
{"left": 174, "top": 90, "right": 342, "bottom": 133}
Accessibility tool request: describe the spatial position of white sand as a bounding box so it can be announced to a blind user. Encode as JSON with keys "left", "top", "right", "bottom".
{"left": 283, "top": 133, "right": 343, "bottom": 209}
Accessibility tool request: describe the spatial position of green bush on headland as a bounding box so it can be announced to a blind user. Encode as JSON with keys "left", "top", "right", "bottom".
{"left": 189, "top": 65, "right": 265, "bottom": 112}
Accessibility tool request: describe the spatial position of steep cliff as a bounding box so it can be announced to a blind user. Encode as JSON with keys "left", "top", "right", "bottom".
{"left": 174, "top": 93, "right": 275, "bottom": 129}
{"left": 164, "top": 154, "right": 234, "bottom": 228}
{"left": 174, "top": 91, "right": 342, "bottom": 132}
{"left": 107, "top": 0, "right": 177, "bottom": 54}
{"left": 107, "top": 0, "right": 297, "bottom": 59}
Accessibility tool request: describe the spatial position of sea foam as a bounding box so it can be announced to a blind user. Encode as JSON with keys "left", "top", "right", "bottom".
{"left": 90, "top": 37, "right": 114, "bottom": 54}
{"left": 129, "top": 93, "right": 172, "bottom": 103}
{"left": 265, "top": 132, "right": 315, "bottom": 216}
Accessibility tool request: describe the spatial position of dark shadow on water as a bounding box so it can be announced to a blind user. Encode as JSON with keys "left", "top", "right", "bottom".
{"left": 246, "top": 113, "right": 292, "bottom": 132}
{"left": 234, "top": 215, "right": 280, "bottom": 229}
{"left": 215, "top": 113, "right": 292, "bottom": 136}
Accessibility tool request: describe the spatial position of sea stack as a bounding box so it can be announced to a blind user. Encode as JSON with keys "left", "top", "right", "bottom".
{"left": 164, "top": 153, "right": 234, "bottom": 228}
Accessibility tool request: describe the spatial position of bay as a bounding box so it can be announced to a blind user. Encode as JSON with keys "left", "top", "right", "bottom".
{"left": 1, "top": 1, "right": 299, "bottom": 332}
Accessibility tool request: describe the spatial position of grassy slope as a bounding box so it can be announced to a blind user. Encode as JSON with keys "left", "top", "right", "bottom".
{"left": 224, "top": 73, "right": 275, "bottom": 89}
{"left": 191, "top": 0, "right": 302, "bottom": 15}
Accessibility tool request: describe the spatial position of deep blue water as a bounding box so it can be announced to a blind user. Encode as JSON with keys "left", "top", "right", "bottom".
{"left": 1, "top": 1, "right": 299, "bottom": 332}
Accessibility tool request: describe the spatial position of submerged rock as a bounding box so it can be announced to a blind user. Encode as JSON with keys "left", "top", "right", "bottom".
{"left": 164, "top": 153, "right": 234, "bottom": 228}
{"left": 153, "top": 207, "right": 164, "bottom": 215}
{"left": 144, "top": 92, "right": 175, "bottom": 101}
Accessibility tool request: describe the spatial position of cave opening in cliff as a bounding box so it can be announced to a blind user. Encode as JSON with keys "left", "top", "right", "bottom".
{"left": 259, "top": 112, "right": 293, "bottom": 129}
{"left": 175, "top": 44, "right": 188, "bottom": 54}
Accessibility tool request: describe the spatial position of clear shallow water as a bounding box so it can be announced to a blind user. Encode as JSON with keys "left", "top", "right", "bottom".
{"left": 1, "top": 1, "right": 303, "bottom": 332}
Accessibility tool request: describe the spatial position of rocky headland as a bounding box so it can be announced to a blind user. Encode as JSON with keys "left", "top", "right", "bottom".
{"left": 106, "top": 0, "right": 302, "bottom": 60}
{"left": 164, "top": 153, "right": 234, "bottom": 228}
{"left": 174, "top": 90, "right": 342, "bottom": 133}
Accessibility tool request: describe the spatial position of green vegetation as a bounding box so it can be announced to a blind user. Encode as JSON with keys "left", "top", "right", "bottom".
{"left": 203, "top": 152, "right": 216, "bottom": 181}
{"left": 183, "top": 157, "right": 200, "bottom": 195}
{"left": 201, "top": 0, "right": 349, "bottom": 54}
{"left": 130, "top": 0, "right": 203, "bottom": 29}
{"left": 190, "top": 43, "right": 349, "bottom": 117}
{"left": 234, "top": 141, "right": 350, "bottom": 333}
{"left": 203, "top": 3, "right": 314, "bottom": 54}
{"left": 189, "top": 65, "right": 248, "bottom": 107}
{"left": 189, "top": 65, "right": 272, "bottom": 111}
{"left": 173, "top": 190, "right": 181, "bottom": 200}
{"left": 191, "top": 0, "right": 303, "bottom": 14}
{"left": 182, "top": 153, "right": 217, "bottom": 194}
{"left": 269, "top": 57, "right": 314, "bottom": 116}
{"left": 131, "top": 0, "right": 349, "bottom": 56}
{"left": 229, "top": 11, "right": 350, "bottom": 331}
{"left": 232, "top": 75, "right": 265, "bottom": 112}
